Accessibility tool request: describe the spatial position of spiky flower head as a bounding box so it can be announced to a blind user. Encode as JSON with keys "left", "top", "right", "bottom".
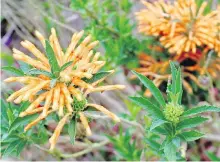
{"left": 133, "top": 52, "right": 220, "bottom": 96}
{"left": 136, "top": 0, "right": 220, "bottom": 55}
{"left": 5, "top": 28, "right": 125, "bottom": 150}
{"left": 164, "top": 102, "right": 184, "bottom": 124}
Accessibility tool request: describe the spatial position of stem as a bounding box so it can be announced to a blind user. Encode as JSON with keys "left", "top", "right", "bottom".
{"left": 84, "top": 112, "right": 145, "bottom": 134}
{"left": 84, "top": 8, "right": 119, "bottom": 37}
{"left": 60, "top": 140, "right": 109, "bottom": 158}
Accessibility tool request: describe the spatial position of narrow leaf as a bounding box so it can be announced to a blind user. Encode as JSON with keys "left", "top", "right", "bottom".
{"left": 2, "top": 140, "right": 22, "bottom": 157}
{"left": 150, "top": 119, "right": 168, "bottom": 131}
{"left": 18, "top": 101, "right": 30, "bottom": 113}
{"left": 18, "top": 61, "right": 31, "bottom": 73}
{"left": 132, "top": 71, "right": 166, "bottom": 108}
{"left": 182, "top": 105, "right": 220, "bottom": 117}
{"left": 144, "top": 138, "right": 160, "bottom": 151}
{"left": 68, "top": 116, "right": 77, "bottom": 145}
{"left": 9, "top": 114, "right": 38, "bottom": 132}
{"left": 27, "top": 68, "right": 53, "bottom": 78}
{"left": 170, "top": 61, "right": 177, "bottom": 93}
{"left": 2, "top": 66, "right": 24, "bottom": 76}
{"left": 83, "top": 71, "right": 112, "bottom": 84}
{"left": 45, "top": 40, "right": 60, "bottom": 74}
{"left": 129, "top": 96, "right": 164, "bottom": 120}
{"left": 1, "top": 99, "right": 9, "bottom": 122}
{"left": 152, "top": 126, "right": 169, "bottom": 135}
{"left": 176, "top": 116, "right": 208, "bottom": 130}
{"left": 16, "top": 140, "right": 27, "bottom": 156}
{"left": 175, "top": 68, "right": 183, "bottom": 104}
{"left": 164, "top": 141, "right": 177, "bottom": 161}
{"left": 179, "top": 130, "right": 204, "bottom": 141}
{"left": 172, "top": 137, "right": 180, "bottom": 148}
{"left": 50, "top": 78, "right": 57, "bottom": 88}
{"left": 205, "top": 151, "right": 220, "bottom": 161}
{"left": 60, "top": 61, "right": 73, "bottom": 72}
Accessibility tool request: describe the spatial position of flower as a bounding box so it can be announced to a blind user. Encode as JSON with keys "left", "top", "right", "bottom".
{"left": 164, "top": 102, "right": 184, "bottom": 124}
{"left": 132, "top": 53, "right": 219, "bottom": 96}
{"left": 136, "top": 0, "right": 220, "bottom": 55}
{"left": 5, "top": 28, "right": 125, "bottom": 150}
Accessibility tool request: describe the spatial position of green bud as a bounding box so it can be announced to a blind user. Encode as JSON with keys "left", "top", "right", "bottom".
{"left": 164, "top": 102, "right": 184, "bottom": 124}
{"left": 72, "top": 97, "right": 87, "bottom": 112}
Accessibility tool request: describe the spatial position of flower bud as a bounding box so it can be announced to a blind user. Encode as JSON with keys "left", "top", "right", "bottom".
{"left": 73, "top": 97, "right": 87, "bottom": 112}
{"left": 164, "top": 102, "right": 184, "bottom": 124}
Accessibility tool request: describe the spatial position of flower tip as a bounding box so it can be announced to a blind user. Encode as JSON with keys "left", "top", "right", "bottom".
{"left": 12, "top": 48, "right": 18, "bottom": 53}
{"left": 19, "top": 112, "right": 26, "bottom": 117}
{"left": 51, "top": 27, "right": 56, "bottom": 33}
{"left": 108, "top": 70, "right": 115, "bottom": 74}
{"left": 117, "top": 85, "right": 126, "bottom": 89}
{"left": 86, "top": 128, "right": 92, "bottom": 136}
{"left": 114, "top": 116, "right": 121, "bottom": 122}
{"left": 78, "top": 30, "right": 84, "bottom": 38}
{"left": 24, "top": 126, "right": 28, "bottom": 132}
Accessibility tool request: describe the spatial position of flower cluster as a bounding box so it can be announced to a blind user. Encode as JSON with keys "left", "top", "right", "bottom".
{"left": 136, "top": 0, "right": 220, "bottom": 56}
{"left": 133, "top": 52, "right": 219, "bottom": 96}
{"left": 5, "top": 28, "right": 125, "bottom": 150}
{"left": 164, "top": 102, "right": 184, "bottom": 124}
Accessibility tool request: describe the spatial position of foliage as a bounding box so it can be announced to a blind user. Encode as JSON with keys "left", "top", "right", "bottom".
{"left": 1, "top": 99, "right": 49, "bottom": 157}
{"left": 106, "top": 128, "right": 142, "bottom": 161}
{"left": 70, "top": 0, "right": 146, "bottom": 69}
{"left": 1, "top": 0, "right": 220, "bottom": 161}
{"left": 130, "top": 62, "right": 220, "bottom": 161}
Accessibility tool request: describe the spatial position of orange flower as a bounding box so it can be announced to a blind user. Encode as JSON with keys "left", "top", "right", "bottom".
{"left": 136, "top": 0, "right": 220, "bottom": 55}
{"left": 133, "top": 52, "right": 219, "bottom": 96}
{"left": 5, "top": 28, "right": 125, "bottom": 150}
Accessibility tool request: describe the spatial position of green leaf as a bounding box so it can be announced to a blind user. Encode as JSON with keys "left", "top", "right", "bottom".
{"left": 16, "top": 140, "right": 27, "bottom": 156}
{"left": 18, "top": 101, "right": 30, "bottom": 113}
{"left": 205, "top": 151, "right": 220, "bottom": 161}
{"left": 27, "top": 68, "right": 53, "bottom": 78}
{"left": 1, "top": 52, "right": 14, "bottom": 65}
{"left": 175, "top": 68, "right": 182, "bottom": 104}
{"left": 45, "top": 40, "right": 60, "bottom": 75}
{"left": 150, "top": 119, "right": 168, "bottom": 131}
{"left": 172, "top": 137, "right": 180, "bottom": 148}
{"left": 18, "top": 61, "right": 31, "bottom": 73}
{"left": 129, "top": 96, "right": 164, "bottom": 120}
{"left": 7, "top": 108, "right": 14, "bottom": 125}
{"left": 60, "top": 61, "right": 73, "bottom": 72}
{"left": 164, "top": 140, "right": 177, "bottom": 161}
{"left": 132, "top": 71, "right": 166, "bottom": 108}
{"left": 176, "top": 116, "right": 208, "bottom": 130}
{"left": 195, "top": 0, "right": 204, "bottom": 8}
{"left": 50, "top": 78, "right": 57, "bottom": 88}
{"left": 2, "top": 140, "right": 22, "bottom": 157}
{"left": 1, "top": 99, "right": 9, "bottom": 122}
{"left": 175, "top": 68, "right": 182, "bottom": 94}
{"left": 9, "top": 114, "right": 38, "bottom": 132}
{"left": 152, "top": 126, "right": 169, "bottom": 135}
{"left": 144, "top": 138, "right": 160, "bottom": 151}
{"left": 83, "top": 71, "right": 112, "bottom": 83}
{"left": 68, "top": 116, "right": 77, "bottom": 145}
{"left": 204, "top": 0, "right": 213, "bottom": 15}
{"left": 179, "top": 130, "right": 204, "bottom": 141}
{"left": 182, "top": 105, "right": 220, "bottom": 117}
{"left": 170, "top": 61, "right": 177, "bottom": 93}
{"left": 1, "top": 66, "right": 24, "bottom": 76}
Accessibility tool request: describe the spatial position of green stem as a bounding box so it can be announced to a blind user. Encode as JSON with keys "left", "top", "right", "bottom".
{"left": 84, "top": 8, "right": 119, "bottom": 37}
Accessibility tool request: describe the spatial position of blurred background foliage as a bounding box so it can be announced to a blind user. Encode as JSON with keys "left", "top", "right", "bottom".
{"left": 1, "top": 0, "right": 220, "bottom": 161}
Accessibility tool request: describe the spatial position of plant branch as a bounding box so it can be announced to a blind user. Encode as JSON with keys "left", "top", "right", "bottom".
{"left": 84, "top": 8, "right": 119, "bottom": 37}
{"left": 60, "top": 140, "right": 109, "bottom": 158}
{"left": 84, "top": 111, "right": 145, "bottom": 134}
